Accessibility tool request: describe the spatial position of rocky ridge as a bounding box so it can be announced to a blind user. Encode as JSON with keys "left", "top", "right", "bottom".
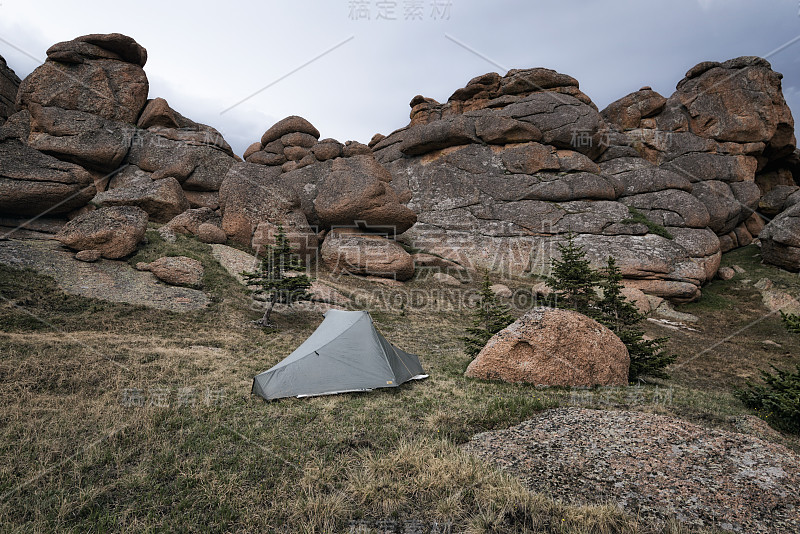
{"left": 1, "top": 35, "right": 799, "bottom": 296}
{"left": 372, "top": 60, "right": 798, "bottom": 299}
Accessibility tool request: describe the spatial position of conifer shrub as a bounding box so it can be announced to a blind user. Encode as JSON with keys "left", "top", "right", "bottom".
{"left": 544, "top": 234, "right": 676, "bottom": 382}
{"left": 242, "top": 225, "right": 312, "bottom": 327}
{"left": 461, "top": 272, "right": 516, "bottom": 357}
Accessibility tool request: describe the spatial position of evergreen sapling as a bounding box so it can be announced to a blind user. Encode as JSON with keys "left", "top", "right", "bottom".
{"left": 242, "top": 225, "right": 312, "bottom": 327}
{"left": 545, "top": 232, "right": 601, "bottom": 316}
{"left": 598, "top": 257, "right": 676, "bottom": 382}
{"left": 461, "top": 272, "right": 516, "bottom": 357}
{"left": 544, "top": 235, "right": 677, "bottom": 382}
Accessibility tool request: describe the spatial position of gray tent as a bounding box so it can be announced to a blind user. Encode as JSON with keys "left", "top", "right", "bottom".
{"left": 252, "top": 310, "right": 427, "bottom": 400}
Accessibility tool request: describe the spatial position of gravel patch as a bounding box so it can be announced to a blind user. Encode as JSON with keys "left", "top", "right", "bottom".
{"left": 0, "top": 239, "right": 209, "bottom": 312}
{"left": 464, "top": 407, "right": 799, "bottom": 533}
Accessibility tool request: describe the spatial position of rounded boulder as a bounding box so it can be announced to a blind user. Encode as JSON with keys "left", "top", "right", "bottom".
{"left": 55, "top": 205, "right": 148, "bottom": 259}
{"left": 465, "top": 307, "right": 630, "bottom": 387}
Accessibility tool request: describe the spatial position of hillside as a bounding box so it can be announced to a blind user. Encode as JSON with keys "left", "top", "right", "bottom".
{"left": 1, "top": 231, "right": 798, "bottom": 532}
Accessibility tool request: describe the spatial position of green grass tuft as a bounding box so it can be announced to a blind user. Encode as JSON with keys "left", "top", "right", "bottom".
{"left": 622, "top": 206, "right": 674, "bottom": 239}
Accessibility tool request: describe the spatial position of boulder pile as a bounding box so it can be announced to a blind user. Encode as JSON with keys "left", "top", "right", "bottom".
{"left": 0, "top": 33, "right": 236, "bottom": 257}
{"left": 372, "top": 58, "right": 798, "bottom": 299}
{"left": 243, "top": 116, "right": 418, "bottom": 279}
{"left": 0, "top": 33, "right": 419, "bottom": 278}
{"left": 2, "top": 35, "right": 799, "bottom": 291}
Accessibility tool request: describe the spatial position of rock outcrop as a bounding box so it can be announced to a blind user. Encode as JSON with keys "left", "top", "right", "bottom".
{"left": 465, "top": 308, "right": 630, "bottom": 386}
{"left": 218, "top": 162, "right": 317, "bottom": 257}
{"left": 3, "top": 35, "right": 800, "bottom": 283}
{"left": 55, "top": 205, "right": 148, "bottom": 259}
{"left": 372, "top": 56, "right": 797, "bottom": 299}
{"left": 760, "top": 203, "right": 800, "bottom": 271}
{"left": 136, "top": 255, "right": 204, "bottom": 287}
{"left": 245, "top": 115, "right": 417, "bottom": 235}
{"left": 320, "top": 228, "right": 415, "bottom": 281}
{"left": 2, "top": 33, "right": 238, "bottom": 234}
{"left": 0, "top": 54, "right": 21, "bottom": 124}
{"left": 240, "top": 115, "right": 417, "bottom": 277}
{"left": 18, "top": 33, "right": 149, "bottom": 124}
{"left": 668, "top": 57, "right": 794, "bottom": 159}
{"left": 0, "top": 137, "right": 96, "bottom": 216}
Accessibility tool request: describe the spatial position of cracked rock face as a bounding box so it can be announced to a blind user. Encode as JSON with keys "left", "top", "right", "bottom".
{"left": 218, "top": 162, "right": 318, "bottom": 258}
{"left": 372, "top": 58, "right": 797, "bottom": 299}
{"left": 1, "top": 33, "right": 240, "bottom": 223}
{"left": 760, "top": 203, "right": 800, "bottom": 272}
{"left": 376, "top": 139, "right": 719, "bottom": 301}
{"left": 17, "top": 38, "right": 149, "bottom": 124}
{"left": 0, "top": 137, "right": 96, "bottom": 216}
{"left": 0, "top": 54, "right": 21, "bottom": 125}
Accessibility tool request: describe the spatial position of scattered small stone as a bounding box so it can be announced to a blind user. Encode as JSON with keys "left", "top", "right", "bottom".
{"left": 654, "top": 301, "right": 699, "bottom": 323}
{"left": 717, "top": 266, "right": 735, "bottom": 280}
{"left": 732, "top": 265, "right": 746, "bottom": 274}
{"left": 75, "top": 249, "right": 101, "bottom": 262}
{"left": 157, "top": 225, "right": 177, "bottom": 243}
{"left": 754, "top": 278, "right": 773, "bottom": 290}
{"left": 433, "top": 272, "right": 462, "bottom": 286}
{"left": 489, "top": 283, "right": 512, "bottom": 297}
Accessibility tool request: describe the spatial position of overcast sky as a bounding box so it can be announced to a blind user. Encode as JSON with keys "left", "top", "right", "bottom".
{"left": 1, "top": 0, "right": 799, "bottom": 157}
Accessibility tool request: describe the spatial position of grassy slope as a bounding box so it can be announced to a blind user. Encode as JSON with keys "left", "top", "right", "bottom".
{"left": 1, "top": 236, "right": 796, "bottom": 533}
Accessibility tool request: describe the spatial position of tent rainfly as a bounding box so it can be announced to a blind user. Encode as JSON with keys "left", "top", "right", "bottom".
{"left": 252, "top": 310, "right": 427, "bottom": 400}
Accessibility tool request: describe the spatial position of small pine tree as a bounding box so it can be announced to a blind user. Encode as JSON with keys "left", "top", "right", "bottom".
{"left": 618, "top": 329, "right": 676, "bottom": 382}
{"left": 598, "top": 257, "right": 641, "bottom": 331}
{"left": 734, "top": 311, "right": 800, "bottom": 434}
{"left": 545, "top": 244, "right": 677, "bottom": 382}
{"left": 598, "top": 257, "right": 676, "bottom": 382}
{"left": 242, "top": 224, "right": 312, "bottom": 327}
{"left": 735, "top": 364, "right": 800, "bottom": 434}
{"left": 461, "top": 272, "right": 516, "bottom": 357}
{"left": 545, "top": 232, "right": 601, "bottom": 316}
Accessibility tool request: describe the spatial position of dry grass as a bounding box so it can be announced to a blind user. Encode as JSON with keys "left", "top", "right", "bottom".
{"left": 0, "top": 239, "right": 795, "bottom": 532}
